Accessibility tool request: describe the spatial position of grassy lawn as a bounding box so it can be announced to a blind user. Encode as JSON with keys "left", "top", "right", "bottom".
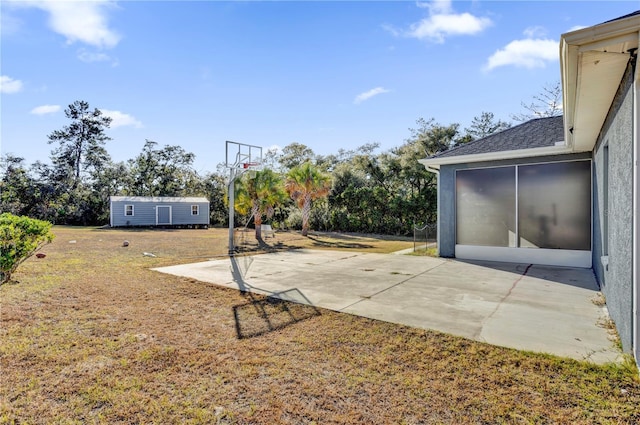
{"left": 1, "top": 226, "right": 639, "bottom": 424}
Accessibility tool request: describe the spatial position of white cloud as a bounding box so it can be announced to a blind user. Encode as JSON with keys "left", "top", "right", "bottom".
{"left": 101, "top": 109, "right": 143, "bottom": 129}
{"left": 31, "top": 104, "right": 61, "bottom": 115}
{"left": 77, "top": 48, "right": 119, "bottom": 66}
{"left": 484, "top": 38, "right": 558, "bottom": 71}
{"left": 408, "top": 13, "right": 492, "bottom": 42}
{"left": 388, "top": 0, "right": 492, "bottom": 43}
{"left": 13, "top": 0, "right": 120, "bottom": 49}
{"left": 354, "top": 87, "right": 390, "bottom": 104}
{"left": 567, "top": 25, "right": 587, "bottom": 32}
{"left": 381, "top": 24, "right": 400, "bottom": 37}
{"left": 0, "top": 75, "right": 23, "bottom": 93}
{"left": 1, "top": 11, "right": 22, "bottom": 36}
{"left": 422, "top": 0, "right": 452, "bottom": 14}
{"left": 523, "top": 26, "right": 548, "bottom": 38}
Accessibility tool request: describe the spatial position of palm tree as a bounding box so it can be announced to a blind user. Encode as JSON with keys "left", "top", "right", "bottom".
{"left": 285, "top": 162, "right": 331, "bottom": 236}
{"left": 235, "top": 169, "right": 286, "bottom": 239}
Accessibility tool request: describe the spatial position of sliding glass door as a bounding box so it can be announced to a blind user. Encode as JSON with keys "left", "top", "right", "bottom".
{"left": 456, "top": 160, "right": 591, "bottom": 251}
{"left": 517, "top": 161, "right": 591, "bottom": 250}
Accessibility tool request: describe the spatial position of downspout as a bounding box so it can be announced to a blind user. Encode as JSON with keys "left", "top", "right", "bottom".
{"left": 423, "top": 166, "right": 441, "bottom": 256}
{"left": 632, "top": 42, "right": 639, "bottom": 369}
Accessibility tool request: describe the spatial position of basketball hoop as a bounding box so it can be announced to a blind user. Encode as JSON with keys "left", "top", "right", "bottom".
{"left": 225, "top": 141, "right": 264, "bottom": 255}
{"left": 226, "top": 141, "right": 263, "bottom": 172}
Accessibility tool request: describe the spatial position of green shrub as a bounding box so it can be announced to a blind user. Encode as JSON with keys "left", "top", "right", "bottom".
{"left": 0, "top": 213, "right": 54, "bottom": 284}
{"left": 284, "top": 207, "right": 302, "bottom": 230}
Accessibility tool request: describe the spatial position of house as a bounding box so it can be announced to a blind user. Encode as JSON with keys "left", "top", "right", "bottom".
{"left": 420, "top": 11, "right": 640, "bottom": 366}
{"left": 110, "top": 196, "right": 210, "bottom": 228}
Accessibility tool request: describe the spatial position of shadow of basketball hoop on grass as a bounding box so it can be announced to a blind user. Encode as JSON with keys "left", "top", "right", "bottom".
{"left": 233, "top": 290, "right": 322, "bottom": 339}
{"left": 229, "top": 255, "right": 321, "bottom": 339}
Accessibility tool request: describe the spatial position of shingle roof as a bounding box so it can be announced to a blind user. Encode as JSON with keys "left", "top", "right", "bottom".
{"left": 428, "top": 115, "right": 564, "bottom": 160}
{"left": 602, "top": 10, "right": 640, "bottom": 24}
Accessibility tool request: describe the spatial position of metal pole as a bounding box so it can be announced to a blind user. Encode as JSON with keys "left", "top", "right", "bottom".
{"left": 413, "top": 224, "right": 416, "bottom": 252}
{"left": 228, "top": 169, "right": 235, "bottom": 255}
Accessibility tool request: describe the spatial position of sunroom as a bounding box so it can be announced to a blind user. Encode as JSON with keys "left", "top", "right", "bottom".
{"left": 420, "top": 116, "right": 593, "bottom": 268}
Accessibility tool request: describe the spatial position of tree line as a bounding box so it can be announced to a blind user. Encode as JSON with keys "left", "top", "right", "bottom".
{"left": 2, "top": 94, "right": 556, "bottom": 235}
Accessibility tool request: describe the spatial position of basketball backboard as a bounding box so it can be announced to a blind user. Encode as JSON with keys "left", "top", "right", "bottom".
{"left": 225, "top": 141, "right": 263, "bottom": 172}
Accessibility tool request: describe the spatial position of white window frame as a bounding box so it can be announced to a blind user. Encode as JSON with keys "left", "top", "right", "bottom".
{"left": 125, "top": 204, "right": 134, "bottom": 216}
{"left": 191, "top": 205, "right": 199, "bottom": 216}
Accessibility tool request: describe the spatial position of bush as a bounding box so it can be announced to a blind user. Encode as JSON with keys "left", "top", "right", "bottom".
{"left": 0, "top": 213, "right": 54, "bottom": 284}
{"left": 284, "top": 207, "right": 302, "bottom": 230}
{"left": 309, "top": 199, "right": 330, "bottom": 232}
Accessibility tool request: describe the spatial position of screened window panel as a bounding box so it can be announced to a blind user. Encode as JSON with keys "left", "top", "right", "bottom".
{"left": 518, "top": 161, "right": 591, "bottom": 250}
{"left": 456, "top": 167, "right": 516, "bottom": 247}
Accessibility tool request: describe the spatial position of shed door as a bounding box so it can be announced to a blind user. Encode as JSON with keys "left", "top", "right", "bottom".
{"left": 156, "top": 206, "right": 172, "bottom": 225}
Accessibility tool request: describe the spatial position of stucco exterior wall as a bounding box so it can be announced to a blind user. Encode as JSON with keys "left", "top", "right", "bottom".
{"left": 437, "top": 152, "right": 592, "bottom": 258}
{"left": 437, "top": 165, "right": 456, "bottom": 257}
{"left": 592, "top": 61, "right": 635, "bottom": 353}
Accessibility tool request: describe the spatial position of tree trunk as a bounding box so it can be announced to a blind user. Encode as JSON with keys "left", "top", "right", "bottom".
{"left": 253, "top": 204, "right": 262, "bottom": 239}
{"left": 301, "top": 195, "right": 311, "bottom": 237}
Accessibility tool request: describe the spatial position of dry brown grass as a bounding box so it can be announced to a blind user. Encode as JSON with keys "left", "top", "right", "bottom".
{"left": 1, "top": 226, "right": 639, "bottom": 424}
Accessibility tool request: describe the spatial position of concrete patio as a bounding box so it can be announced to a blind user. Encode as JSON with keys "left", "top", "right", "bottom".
{"left": 153, "top": 249, "right": 621, "bottom": 364}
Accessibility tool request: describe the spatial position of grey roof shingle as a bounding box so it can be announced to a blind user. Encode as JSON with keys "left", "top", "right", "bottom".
{"left": 602, "top": 10, "right": 640, "bottom": 24}
{"left": 428, "top": 115, "right": 564, "bottom": 160}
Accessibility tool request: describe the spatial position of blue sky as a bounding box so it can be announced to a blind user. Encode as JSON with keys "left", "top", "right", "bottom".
{"left": 1, "top": 1, "right": 637, "bottom": 174}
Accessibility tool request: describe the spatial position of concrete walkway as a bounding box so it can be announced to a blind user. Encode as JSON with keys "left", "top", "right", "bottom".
{"left": 153, "top": 249, "right": 621, "bottom": 364}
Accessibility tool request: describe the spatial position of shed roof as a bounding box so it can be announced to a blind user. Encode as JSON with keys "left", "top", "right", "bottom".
{"left": 110, "top": 196, "right": 209, "bottom": 203}
{"left": 428, "top": 116, "right": 564, "bottom": 161}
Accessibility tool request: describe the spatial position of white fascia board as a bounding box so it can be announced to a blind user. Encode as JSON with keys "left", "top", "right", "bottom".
{"left": 562, "top": 14, "right": 640, "bottom": 47}
{"left": 578, "top": 32, "right": 639, "bottom": 53}
{"left": 561, "top": 14, "right": 640, "bottom": 150}
{"left": 560, "top": 39, "right": 578, "bottom": 149}
{"left": 419, "top": 144, "right": 575, "bottom": 169}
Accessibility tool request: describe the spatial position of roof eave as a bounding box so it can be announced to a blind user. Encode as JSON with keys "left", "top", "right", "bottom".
{"left": 560, "top": 14, "right": 640, "bottom": 153}
{"left": 560, "top": 38, "right": 577, "bottom": 150}
{"left": 419, "top": 144, "right": 576, "bottom": 170}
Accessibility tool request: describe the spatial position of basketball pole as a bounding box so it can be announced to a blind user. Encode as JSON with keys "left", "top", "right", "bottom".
{"left": 228, "top": 167, "right": 237, "bottom": 256}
